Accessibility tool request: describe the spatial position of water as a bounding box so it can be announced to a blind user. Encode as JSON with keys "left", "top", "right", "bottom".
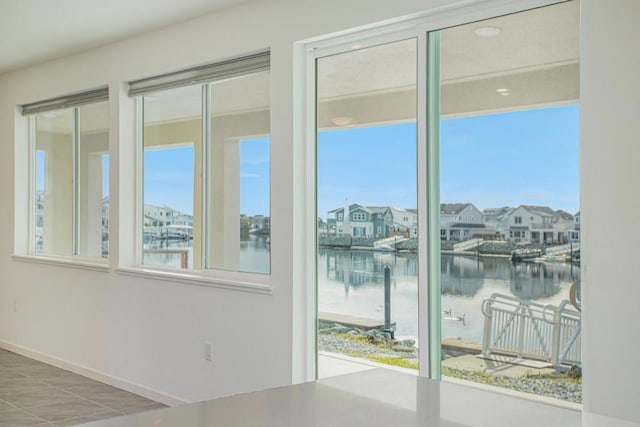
{"left": 317, "top": 248, "right": 579, "bottom": 342}
{"left": 144, "top": 240, "right": 579, "bottom": 343}
{"left": 144, "top": 234, "right": 270, "bottom": 274}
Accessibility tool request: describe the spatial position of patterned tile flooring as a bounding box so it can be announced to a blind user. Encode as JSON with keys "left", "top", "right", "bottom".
{"left": 0, "top": 348, "right": 166, "bottom": 426}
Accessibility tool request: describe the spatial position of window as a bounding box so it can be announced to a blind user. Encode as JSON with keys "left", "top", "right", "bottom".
{"left": 515, "top": 216, "right": 522, "bottom": 224}
{"left": 25, "top": 90, "right": 109, "bottom": 259}
{"left": 134, "top": 52, "right": 270, "bottom": 274}
{"left": 352, "top": 212, "right": 366, "bottom": 221}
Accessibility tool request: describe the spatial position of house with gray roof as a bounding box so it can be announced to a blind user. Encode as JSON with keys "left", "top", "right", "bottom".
{"left": 440, "top": 203, "right": 485, "bottom": 241}
{"left": 327, "top": 203, "right": 393, "bottom": 238}
{"left": 499, "top": 205, "right": 574, "bottom": 244}
{"left": 389, "top": 207, "right": 418, "bottom": 237}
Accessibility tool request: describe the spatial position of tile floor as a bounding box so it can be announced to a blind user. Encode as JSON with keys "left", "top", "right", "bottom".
{"left": 0, "top": 348, "right": 166, "bottom": 427}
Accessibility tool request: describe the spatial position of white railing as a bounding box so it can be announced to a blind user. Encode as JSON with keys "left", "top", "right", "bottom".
{"left": 545, "top": 242, "right": 580, "bottom": 256}
{"left": 481, "top": 293, "right": 581, "bottom": 369}
{"left": 373, "top": 236, "right": 408, "bottom": 248}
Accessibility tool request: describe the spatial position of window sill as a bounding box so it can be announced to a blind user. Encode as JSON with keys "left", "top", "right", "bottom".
{"left": 12, "top": 254, "right": 111, "bottom": 272}
{"left": 115, "top": 267, "right": 273, "bottom": 295}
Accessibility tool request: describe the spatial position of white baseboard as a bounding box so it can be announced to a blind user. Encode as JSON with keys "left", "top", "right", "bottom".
{"left": 0, "top": 340, "right": 189, "bottom": 407}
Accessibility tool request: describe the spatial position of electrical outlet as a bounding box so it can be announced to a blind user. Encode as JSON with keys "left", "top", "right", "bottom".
{"left": 204, "top": 342, "right": 213, "bottom": 361}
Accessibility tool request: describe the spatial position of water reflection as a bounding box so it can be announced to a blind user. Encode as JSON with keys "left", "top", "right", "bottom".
{"left": 318, "top": 248, "right": 579, "bottom": 340}
{"left": 323, "top": 249, "right": 417, "bottom": 290}
{"left": 143, "top": 234, "right": 270, "bottom": 273}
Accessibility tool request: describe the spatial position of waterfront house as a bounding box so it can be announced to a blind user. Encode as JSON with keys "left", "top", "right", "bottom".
{"left": 389, "top": 207, "right": 418, "bottom": 237}
{"left": 499, "top": 205, "right": 574, "bottom": 244}
{"left": 482, "top": 206, "right": 512, "bottom": 231}
{"left": 568, "top": 211, "right": 580, "bottom": 242}
{"left": 440, "top": 203, "right": 485, "bottom": 241}
{"left": 143, "top": 203, "right": 187, "bottom": 227}
{"left": 327, "top": 204, "right": 393, "bottom": 238}
{"left": 249, "top": 214, "right": 270, "bottom": 232}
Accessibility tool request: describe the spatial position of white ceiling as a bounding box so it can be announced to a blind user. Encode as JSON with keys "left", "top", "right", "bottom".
{"left": 22, "top": 0, "right": 579, "bottom": 132}
{"left": 318, "top": 0, "right": 579, "bottom": 126}
{"left": 0, "top": 0, "right": 248, "bottom": 74}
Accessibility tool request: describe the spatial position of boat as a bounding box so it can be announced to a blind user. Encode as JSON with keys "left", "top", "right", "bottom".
{"left": 160, "top": 225, "right": 193, "bottom": 240}
{"left": 510, "top": 248, "right": 543, "bottom": 262}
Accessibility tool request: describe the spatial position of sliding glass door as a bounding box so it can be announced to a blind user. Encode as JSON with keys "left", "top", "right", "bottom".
{"left": 315, "top": 39, "right": 419, "bottom": 377}
{"left": 313, "top": 0, "right": 580, "bottom": 405}
{"left": 435, "top": 2, "right": 580, "bottom": 403}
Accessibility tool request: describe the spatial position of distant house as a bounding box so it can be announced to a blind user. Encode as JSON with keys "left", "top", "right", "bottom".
{"left": 317, "top": 217, "right": 327, "bottom": 235}
{"left": 499, "top": 205, "right": 574, "bottom": 244}
{"left": 482, "top": 206, "right": 512, "bottom": 233}
{"left": 567, "top": 211, "right": 580, "bottom": 242}
{"left": 144, "top": 204, "right": 184, "bottom": 227}
{"left": 440, "top": 203, "right": 485, "bottom": 241}
{"left": 388, "top": 207, "right": 417, "bottom": 237}
{"left": 250, "top": 215, "right": 270, "bottom": 231}
{"left": 327, "top": 203, "right": 393, "bottom": 238}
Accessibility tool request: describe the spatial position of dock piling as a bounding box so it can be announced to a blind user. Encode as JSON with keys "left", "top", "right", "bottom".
{"left": 384, "top": 266, "right": 394, "bottom": 338}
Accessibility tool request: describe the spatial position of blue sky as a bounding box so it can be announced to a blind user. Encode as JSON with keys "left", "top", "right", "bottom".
{"left": 143, "top": 137, "right": 270, "bottom": 216}
{"left": 440, "top": 104, "right": 579, "bottom": 213}
{"left": 60, "top": 104, "right": 578, "bottom": 218}
{"left": 317, "top": 104, "right": 579, "bottom": 218}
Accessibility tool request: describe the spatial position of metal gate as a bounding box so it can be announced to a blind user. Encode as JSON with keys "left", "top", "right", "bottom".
{"left": 481, "top": 293, "right": 581, "bottom": 369}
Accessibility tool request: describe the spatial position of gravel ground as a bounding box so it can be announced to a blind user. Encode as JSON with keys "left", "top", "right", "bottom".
{"left": 319, "top": 333, "right": 418, "bottom": 358}
{"left": 319, "top": 333, "right": 582, "bottom": 404}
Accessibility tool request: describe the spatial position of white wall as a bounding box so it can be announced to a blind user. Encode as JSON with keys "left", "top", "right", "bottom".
{"left": 581, "top": 0, "right": 640, "bottom": 425}
{"left": 0, "top": 0, "right": 452, "bottom": 405}
{"left": 0, "top": 0, "right": 639, "bottom": 424}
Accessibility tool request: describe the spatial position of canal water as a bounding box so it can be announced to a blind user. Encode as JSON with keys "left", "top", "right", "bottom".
{"left": 317, "top": 248, "right": 580, "bottom": 342}
{"left": 146, "top": 239, "right": 579, "bottom": 344}
{"left": 143, "top": 234, "right": 270, "bottom": 274}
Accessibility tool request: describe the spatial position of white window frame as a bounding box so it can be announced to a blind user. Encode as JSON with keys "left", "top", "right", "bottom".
{"left": 298, "top": 0, "right": 570, "bottom": 384}
{"left": 18, "top": 99, "right": 111, "bottom": 270}
{"left": 116, "top": 62, "right": 273, "bottom": 294}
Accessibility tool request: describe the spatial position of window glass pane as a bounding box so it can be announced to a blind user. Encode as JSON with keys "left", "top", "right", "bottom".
{"left": 77, "top": 101, "right": 109, "bottom": 258}
{"left": 207, "top": 71, "right": 270, "bottom": 274}
{"left": 102, "top": 154, "right": 109, "bottom": 256}
{"left": 142, "top": 85, "right": 201, "bottom": 269}
{"left": 35, "top": 150, "right": 45, "bottom": 253}
{"left": 34, "top": 109, "right": 74, "bottom": 256}
{"left": 316, "top": 39, "right": 418, "bottom": 377}
{"left": 437, "top": 1, "right": 581, "bottom": 403}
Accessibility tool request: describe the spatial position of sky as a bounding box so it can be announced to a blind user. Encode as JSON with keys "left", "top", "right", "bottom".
{"left": 39, "top": 104, "right": 579, "bottom": 219}
{"left": 143, "top": 137, "right": 270, "bottom": 216}
{"left": 317, "top": 104, "right": 579, "bottom": 218}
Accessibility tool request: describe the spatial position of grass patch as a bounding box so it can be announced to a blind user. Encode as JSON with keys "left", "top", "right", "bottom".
{"left": 336, "top": 333, "right": 373, "bottom": 345}
{"left": 366, "top": 355, "right": 419, "bottom": 370}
